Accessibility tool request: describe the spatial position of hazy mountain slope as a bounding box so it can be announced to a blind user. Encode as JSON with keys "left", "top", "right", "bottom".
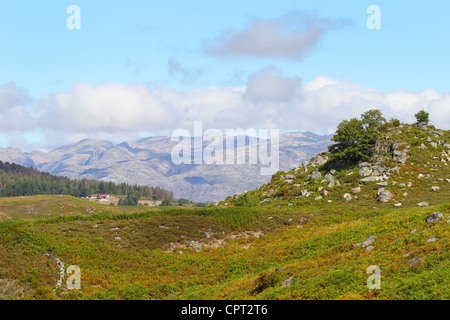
{"left": 0, "top": 132, "right": 332, "bottom": 202}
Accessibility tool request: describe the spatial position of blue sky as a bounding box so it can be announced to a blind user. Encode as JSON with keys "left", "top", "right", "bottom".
{"left": 0, "top": 0, "right": 449, "bottom": 150}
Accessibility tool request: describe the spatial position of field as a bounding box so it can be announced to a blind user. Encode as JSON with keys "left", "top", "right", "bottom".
{"left": 0, "top": 195, "right": 449, "bottom": 300}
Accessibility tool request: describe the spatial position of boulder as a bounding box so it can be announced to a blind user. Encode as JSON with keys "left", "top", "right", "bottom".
{"left": 359, "top": 166, "right": 373, "bottom": 177}
{"left": 309, "top": 170, "right": 322, "bottom": 181}
{"left": 308, "top": 154, "right": 328, "bottom": 167}
{"left": 392, "top": 146, "right": 409, "bottom": 164}
{"left": 425, "top": 212, "right": 444, "bottom": 224}
{"left": 377, "top": 188, "right": 393, "bottom": 202}
{"left": 352, "top": 187, "right": 361, "bottom": 193}
{"left": 361, "top": 176, "right": 384, "bottom": 183}
{"left": 281, "top": 277, "right": 294, "bottom": 287}
{"left": 358, "top": 162, "right": 371, "bottom": 168}
{"left": 300, "top": 190, "right": 310, "bottom": 197}
{"left": 372, "top": 164, "right": 386, "bottom": 176}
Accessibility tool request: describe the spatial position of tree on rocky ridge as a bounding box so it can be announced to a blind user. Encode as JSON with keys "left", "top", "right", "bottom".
{"left": 329, "top": 109, "right": 386, "bottom": 166}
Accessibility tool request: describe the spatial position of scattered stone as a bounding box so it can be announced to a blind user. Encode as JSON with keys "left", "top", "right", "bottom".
{"left": 343, "top": 193, "right": 352, "bottom": 202}
{"left": 394, "top": 203, "right": 402, "bottom": 207}
{"left": 362, "top": 236, "right": 376, "bottom": 247}
{"left": 308, "top": 154, "right": 328, "bottom": 167}
{"left": 377, "top": 188, "right": 393, "bottom": 202}
{"left": 358, "top": 162, "right": 371, "bottom": 168}
{"left": 417, "top": 202, "right": 429, "bottom": 207}
{"left": 300, "top": 190, "right": 311, "bottom": 197}
{"left": 322, "top": 190, "right": 329, "bottom": 196}
{"left": 409, "top": 258, "right": 421, "bottom": 269}
{"left": 376, "top": 181, "right": 388, "bottom": 187}
{"left": 281, "top": 277, "right": 294, "bottom": 287}
{"left": 361, "top": 176, "right": 384, "bottom": 183}
{"left": 115, "top": 237, "right": 122, "bottom": 241}
{"left": 425, "top": 212, "right": 444, "bottom": 224}
{"left": 427, "top": 237, "right": 437, "bottom": 242}
{"left": 315, "top": 196, "right": 323, "bottom": 201}
{"left": 431, "top": 186, "right": 440, "bottom": 192}
{"left": 352, "top": 187, "right": 361, "bottom": 193}
{"left": 359, "top": 166, "right": 373, "bottom": 177}
{"left": 353, "top": 236, "right": 377, "bottom": 248}
{"left": 410, "top": 229, "right": 417, "bottom": 234}
{"left": 310, "top": 170, "right": 322, "bottom": 181}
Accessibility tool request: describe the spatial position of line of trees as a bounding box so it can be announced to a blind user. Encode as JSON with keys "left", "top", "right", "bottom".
{"left": 0, "top": 161, "right": 174, "bottom": 201}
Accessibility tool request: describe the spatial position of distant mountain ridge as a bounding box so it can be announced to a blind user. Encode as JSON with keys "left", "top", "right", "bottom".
{"left": 0, "top": 132, "right": 333, "bottom": 202}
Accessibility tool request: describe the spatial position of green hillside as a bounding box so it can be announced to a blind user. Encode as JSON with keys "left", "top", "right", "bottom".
{"left": 1, "top": 114, "right": 449, "bottom": 300}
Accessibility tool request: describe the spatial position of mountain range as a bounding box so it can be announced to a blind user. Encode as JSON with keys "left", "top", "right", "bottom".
{"left": 0, "top": 132, "right": 332, "bottom": 202}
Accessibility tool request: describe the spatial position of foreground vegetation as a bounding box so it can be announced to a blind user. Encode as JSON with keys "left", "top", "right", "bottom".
{"left": 0, "top": 202, "right": 449, "bottom": 300}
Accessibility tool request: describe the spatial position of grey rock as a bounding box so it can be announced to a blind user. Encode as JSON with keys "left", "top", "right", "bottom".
{"left": 352, "top": 187, "right": 361, "bottom": 193}
{"left": 281, "top": 277, "right": 294, "bottom": 287}
{"left": 309, "top": 170, "right": 322, "bottom": 181}
{"left": 358, "top": 162, "right": 371, "bottom": 168}
{"left": 425, "top": 212, "right": 444, "bottom": 223}
{"left": 377, "top": 188, "right": 393, "bottom": 202}
{"left": 417, "top": 202, "right": 429, "bottom": 207}
{"left": 409, "top": 258, "right": 421, "bottom": 269}
{"left": 300, "top": 190, "right": 311, "bottom": 197}
{"left": 361, "top": 176, "right": 384, "bottom": 183}
{"left": 362, "top": 236, "right": 377, "bottom": 247}
{"left": 359, "top": 166, "right": 373, "bottom": 177}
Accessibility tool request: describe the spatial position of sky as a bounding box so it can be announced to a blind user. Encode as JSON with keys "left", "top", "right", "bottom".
{"left": 0, "top": 0, "right": 449, "bottom": 151}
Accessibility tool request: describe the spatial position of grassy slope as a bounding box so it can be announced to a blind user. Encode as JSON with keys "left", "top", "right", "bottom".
{"left": 0, "top": 195, "right": 154, "bottom": 221}
{"left": 0, "top": 203, "right": 449, "bottom": 300}
{"left": 0, "top": 124, "right": 449, "bottom": 300}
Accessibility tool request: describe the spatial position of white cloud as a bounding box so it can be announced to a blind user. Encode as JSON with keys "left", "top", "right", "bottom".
{"left": 205, "top": 12, "right": 351, "bottom": 60}
{"left": 1, "top": 69, "right": 450, "bottom": 151}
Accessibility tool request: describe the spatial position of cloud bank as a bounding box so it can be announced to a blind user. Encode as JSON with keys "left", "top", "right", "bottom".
{"left": 1, "top": 67, "right": 449, "bottom": 151}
